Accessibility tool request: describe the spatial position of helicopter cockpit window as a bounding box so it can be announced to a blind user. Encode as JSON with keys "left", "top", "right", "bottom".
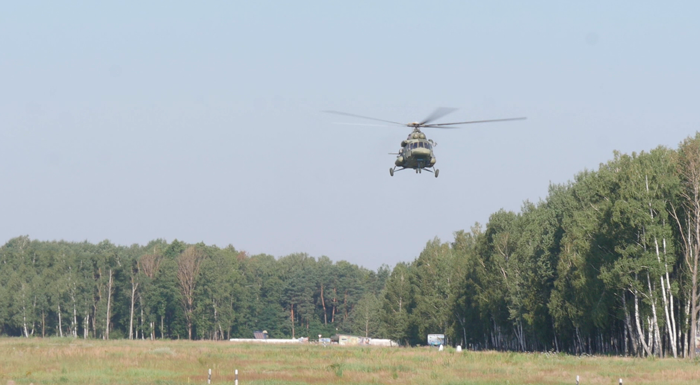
{"left": 426, "top": 143, "right": 431, "bottom": 149}
{"left": 411, "top": 143, "right": 417, "bottom": 149}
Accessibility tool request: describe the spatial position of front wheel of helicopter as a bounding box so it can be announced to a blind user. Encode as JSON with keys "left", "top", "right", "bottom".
{"left": 435, "top": 169, "right": 439, "bottom": 178}
{"left": 389, "top": 168, "right": 394, "bottom": 177}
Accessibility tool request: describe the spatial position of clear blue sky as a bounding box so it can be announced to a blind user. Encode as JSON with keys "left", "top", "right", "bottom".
{"left": 2, "top": 1, "right": 699, "bottom": 269}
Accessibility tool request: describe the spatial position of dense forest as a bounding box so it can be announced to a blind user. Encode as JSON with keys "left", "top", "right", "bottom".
{"left": 3, "top": 134, "right": 700, "bottom": 359}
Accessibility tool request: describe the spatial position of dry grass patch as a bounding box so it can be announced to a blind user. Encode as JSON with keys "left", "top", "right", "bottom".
{"left": 0, "top": 338, "right": 699, "bottom": 384}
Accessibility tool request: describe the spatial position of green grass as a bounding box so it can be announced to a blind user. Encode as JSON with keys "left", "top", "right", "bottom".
{"left": 0, "top": 338, "right": 698, "bottom": 384}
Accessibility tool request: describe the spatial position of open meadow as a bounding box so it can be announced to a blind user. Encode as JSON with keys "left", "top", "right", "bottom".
{"left": 0, "top": 338, "right": 699, "bottom": 385}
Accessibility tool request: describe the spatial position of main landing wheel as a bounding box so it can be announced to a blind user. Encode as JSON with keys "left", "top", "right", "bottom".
{"left": 435, "top": 169, "right": 439, "bottom": 178}
{"left": 389, "top": 168, "right": 394, "bottom": 177}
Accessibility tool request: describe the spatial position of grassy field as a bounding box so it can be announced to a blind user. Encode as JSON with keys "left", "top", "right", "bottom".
{"left": 1, "top": 338, "right": 699, "bottom": 385}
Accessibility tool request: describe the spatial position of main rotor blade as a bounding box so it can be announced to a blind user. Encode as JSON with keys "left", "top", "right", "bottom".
{"left": 323, "top": 110, "right": 405, "bottom": 126}
{"left": 423, "top": 117, "right": 526, "bottom": 128}
{"left": 419, "top": 107, "right": 458, "bottom": 125}
{"left": 332, "top": 122, "right": 396, "bottom": 127}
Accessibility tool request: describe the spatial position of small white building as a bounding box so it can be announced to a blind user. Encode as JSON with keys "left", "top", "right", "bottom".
{"left": 229, "top": 338, "right": 307, "bottom": 344}
{"left": 427, "top": 334, "right": 445, "bottom": 346}
{"left": 368, "top": 338, "right": 399, "bottom": 347}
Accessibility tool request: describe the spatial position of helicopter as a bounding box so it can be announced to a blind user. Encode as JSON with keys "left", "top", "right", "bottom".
{"left": 324, "top": 108, "right": 526, "bottom": 177}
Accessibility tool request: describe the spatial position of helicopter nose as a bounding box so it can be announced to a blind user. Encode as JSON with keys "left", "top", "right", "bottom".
{"left": 412, "top": 148, "right": 431, "bottom": 157}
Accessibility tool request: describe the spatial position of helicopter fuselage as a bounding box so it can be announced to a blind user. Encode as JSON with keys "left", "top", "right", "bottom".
{"left": 394, "top": 130, "right": 436, "bottom": 170}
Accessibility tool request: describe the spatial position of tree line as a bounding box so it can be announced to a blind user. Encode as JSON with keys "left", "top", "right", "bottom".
{"left": 2, "top": 134, "right": 700, "bottom": 359}
{"left": 0, "top": 238, "right": 389, "bottom": 342}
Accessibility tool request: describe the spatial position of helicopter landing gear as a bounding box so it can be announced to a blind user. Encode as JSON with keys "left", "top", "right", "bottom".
{"left": 418, "top": 167, "right": 438, "bottom": 177}
{"left": 389, "top": 167, "right": 407, "bottom": 176}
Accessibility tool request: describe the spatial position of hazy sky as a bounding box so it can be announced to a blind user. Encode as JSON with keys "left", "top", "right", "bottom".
{"left": 2, "top": 2, "right": 699, "bottom": 269}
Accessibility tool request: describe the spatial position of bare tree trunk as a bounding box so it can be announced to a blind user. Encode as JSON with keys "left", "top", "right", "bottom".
{"left": 692, "top": 248, "right": 699, "bottom": 360}
{"left": 659, "top": 237, "right": 678, "bottom": 357}
{"left": 84, "top": 312, "right": 89, "bottom": 339}
{"left": 23, "top": 306, "right": 29, "bottom": 338}
{"left": 21, "top": 287, "right": 30, "bottom": 337}
{"left": 331, "top": 288, "right": 336, "bottom": 323}
{"left": 31, "top": 296, "right": 37, "bottom": 336}
{"left": 624, "top": 316, "right": 629, "bottom": 355}
{"left": 575, "top": 327, "right": 583, "bottom": 355}
{"left": 58, "top": 303, "right": 63, "bottom": 337}
{"left": 140, "top": 302, "right": 144, "bottom": 340}
{"left": 622, "top": 291, "right": 638, "bottom": 354}
{"left": 129, "top": 278, "right": 138, "bottom": 340}
{"left": 634, "top": 285, "right": 651, "bottom": 356}
{"left": 646, "top": 316, "right": 655, "bottom": 356}
{"left": 105, "top": 269, "right": 113, "bottom": 340}
{"left": 290, "top": 304, "right": 295, "bottom": 339}
{"left": 320, "top": 284, "right": 327, "bottom": 325}
{"left": 647, "top": 272, "right": 662, "bottom": 357}
{"left": 694, "top": 168, "right": 700, "bottom": 360}
{"left": 684, "top": 296, "right": 691, "bottom": 358}
{"left": 92, "top": 304, "right": 98, "bottom": 337}
{"left": 213, "top": 300, "right": 219, "bottom": 340}
{"left": 690, "top": 203, "right": 700, "bottom": 360}
{"left": 72, "top": 300, "right": 77, "bottom": 338}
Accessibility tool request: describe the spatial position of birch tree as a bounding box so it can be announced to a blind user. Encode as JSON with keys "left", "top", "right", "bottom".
{"left": 672, "top": 134, "right": 700, "bottom": 359}
{"left": 177, "top": 246, "right": 204, "bottom": 340}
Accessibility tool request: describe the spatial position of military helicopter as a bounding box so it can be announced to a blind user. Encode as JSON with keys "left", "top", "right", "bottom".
{"left": 324, "top": 108, "right": 525, "bottom": 177}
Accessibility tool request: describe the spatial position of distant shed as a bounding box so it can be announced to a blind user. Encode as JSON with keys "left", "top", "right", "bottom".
{"left": 331, "top": 335, "right": 398, "bottom": 347}
{"left": 332, "top": 334, "right": 370, "bottom": 346}
{"left": 254, "top": 330, "right": 268, "bottom": 339}
{"left": 229, "top": 338, "right": 306, "bottom": 344}
{"left": 368, "top": 338, "right": 399, "bottom": 347}
{"left": 427, "top": 334, "right": 445, "bottom": 346}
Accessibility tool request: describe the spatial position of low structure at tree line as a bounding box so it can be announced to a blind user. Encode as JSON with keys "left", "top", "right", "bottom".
{"left": 332, "top": 334, "right": 398, "bottom": 347}
{"left": 253, "top": 330, "right": 268, "bottom": 339}
{"left": 230, "top": 335, "right": 308, "bottom": 344}
{"left": 427, "top": 334, "right": 445, "bottom": 346}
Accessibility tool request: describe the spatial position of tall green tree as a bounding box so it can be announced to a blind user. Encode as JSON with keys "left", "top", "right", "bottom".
{"left": 381, "top": 262, "right": 414, "bottom": 344}
{"left": 350, "top": 292, "right": 382, "bottom": 337}
{"left": 411, "top": 238, "right": 455, "bottom": 343}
